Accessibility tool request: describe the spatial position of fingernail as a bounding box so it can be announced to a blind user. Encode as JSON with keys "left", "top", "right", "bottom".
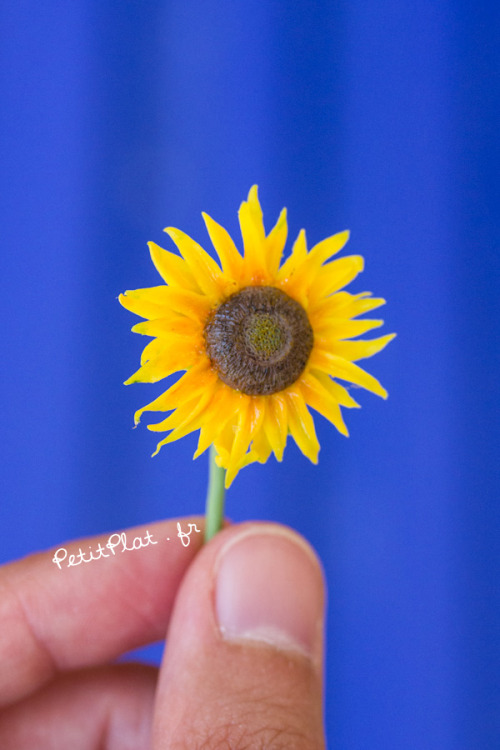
{"left": 215, "top": 527, "right": 324, "bottom": 658}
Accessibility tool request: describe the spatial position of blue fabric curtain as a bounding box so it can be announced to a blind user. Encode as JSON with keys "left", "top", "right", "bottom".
{"left": 1, "top": 1, "right": 498, "bottom": 746}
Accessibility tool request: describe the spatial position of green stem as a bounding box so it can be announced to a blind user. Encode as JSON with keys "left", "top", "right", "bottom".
{"left": 204, "top": 444, "right": 226, "bottom": 542}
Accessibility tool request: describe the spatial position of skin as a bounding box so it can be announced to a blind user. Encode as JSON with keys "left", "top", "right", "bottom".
{"left": 0, "top": 517, "right": 326, "bottom": 749}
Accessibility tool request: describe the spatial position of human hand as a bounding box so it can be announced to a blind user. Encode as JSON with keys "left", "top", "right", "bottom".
{"left": 0, "top": 518, "right": 326, "bottom": 748}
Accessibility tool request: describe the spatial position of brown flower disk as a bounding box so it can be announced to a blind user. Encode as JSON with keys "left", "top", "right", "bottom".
{"left": 204, "top": 286, "right": 314, "bottom": 395}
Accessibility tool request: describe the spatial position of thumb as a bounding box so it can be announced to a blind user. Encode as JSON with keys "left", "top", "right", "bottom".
{"left": 152, "top": 522, "right": 326, "bottom": 749}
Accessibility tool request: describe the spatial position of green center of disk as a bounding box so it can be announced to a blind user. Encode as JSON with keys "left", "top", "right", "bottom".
{"left": 245, "top": 313, "right": 287, "bottom": 359}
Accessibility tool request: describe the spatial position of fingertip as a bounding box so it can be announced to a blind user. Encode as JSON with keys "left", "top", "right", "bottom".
{"left": 214, "top": 524, "right": 325, "bottom": 663}
{"left": 154, "top": 522, "right": 326, "bottom": 747}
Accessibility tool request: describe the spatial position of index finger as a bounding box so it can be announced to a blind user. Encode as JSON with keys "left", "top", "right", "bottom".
{"left": 0, "top": 517, "right": 204, "bottom": 707}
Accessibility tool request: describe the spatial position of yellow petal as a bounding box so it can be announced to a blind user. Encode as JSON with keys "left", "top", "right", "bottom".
{"left": 119, "top": 287, "right": 171, "bottom": 320}
{"left": 213, "top": 420, "right": 237, "bottom": 466}
{"left": 202, "top": 212, "right": 243, "bottom": 281}
{"left": 311, "top": 370, "right": 360, "bottom": 408}
{"left": 155, "top": 417, "right": 204, "bottom": 443}
{"left": 239, "top": 186, "right": 268, "bottom": 283}
{"left": 287, "top": 245, "right": 359, "bottom": 300}
{"left": 140, "top": 337, "right": 167, "bottom": 365}
{"left": 147, "top": 394, "right": 201, "bottom": 433}
{"left": 225, "top": 397, "right": 265, "bottom": 487}
{"left": 300, "top": 375, "right": 349, "bottom": 437}
{"left": 282, "top": 230, "right": 350, "bottom": 297}
{"left": 311, "top": 291, "right": 386, "bottom": 320}
{"left": 277, "top": 229, "right": 307, "bottom": 282}
{"left": 250, "top": 427, "right": 273, "bottom": 464}
{"left": 158, "top": 288, "right": 211, "bottom": 320}
{"left": 194, "top": 425, "right": 217, "bottom": 460}
{"left": 149, "top": 386, "right": 214, "bottom": 437}
{"left": 124, "top": 341, "right": 198, "bottom": 384}
{"left": 133, "top": 360, "right": 215, "bottom": 423}
{"left": 346, "top": 294, "right": 387, "bottom": 318}
{"left": 262, "top": 394, "right": 288, "bottom": 461}
{"left": 310, "top": 350, "right": 388, "bottom": 398}
{"left": 123, "top": 286, "right": 171, "bottom": 304}
{"left": 246, "top": 185, "right": 265, "bottom": 240}
{"left": 193, "top": 386, "right": 240, "bottom": 458}
{"left": 244, "top": 396, "right": 270, "bottom": 464}
{"left": 120, "top": 287, "right": 210, "bottom": 322}
{"left": 219, "top": 444, "right": 260, "bottom": 484}
{"left": 139, "top": 331, "right": 204, "bottom": 365}
{"left": 307, "top": 255, "right": 365, "bottom": 299}
{"left": 284, "top": 390, "right": 320, "bottom": 463}
{"left": 224, "top": 400, "right": 253, "bottom": 486}
{"left": 148, "top": 242, "right": 200, "bottom": 292}
{"left": 307, "top": 230, "right": 350, "bottom": 265}
{"left": 331, "top": 333, "right": 396, "bottom": 362}
{"left": 132, "top": 316, "right": 203, "bottom": 338}
{"left": 313, "top": 317, "right": 383, "bottom": 339}
{"left": 164, "top": 227, "right": 226, "bottom": 298}
{"left": 265, "top": 207, "right": 288, "bottom": 279}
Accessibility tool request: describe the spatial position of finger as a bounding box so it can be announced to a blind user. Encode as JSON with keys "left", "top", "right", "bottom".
{"left": 0, "top": 517, "right": 203, "bottom": 707}
{"left": 153, "top": 523, "right": 326, "bottom": 748}
{"left": 0, "top": 664, "right": 157, "bottom": 750}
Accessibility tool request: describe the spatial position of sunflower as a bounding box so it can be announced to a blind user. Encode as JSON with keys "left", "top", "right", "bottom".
{"left": 119, "top": 186, "right": 394, "bottom": 487}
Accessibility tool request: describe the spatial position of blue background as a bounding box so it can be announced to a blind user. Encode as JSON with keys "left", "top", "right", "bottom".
{"left": 1, "top": 1, "right": 499, "bottom": 747}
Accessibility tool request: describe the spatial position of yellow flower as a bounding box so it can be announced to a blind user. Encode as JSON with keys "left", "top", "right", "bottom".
{"left": 120, "top": 186, "right": 395, "bottom": 487}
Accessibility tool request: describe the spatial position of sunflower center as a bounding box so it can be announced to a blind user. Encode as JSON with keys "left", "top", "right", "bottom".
{"left": 204, "top": 286, "right": 314, "bottom": 396}
{"left": 245, "top": 313, "right": 288, "bottom": 360}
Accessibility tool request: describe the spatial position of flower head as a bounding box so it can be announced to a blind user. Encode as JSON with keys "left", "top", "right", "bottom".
{"left": 120, "top": 187, "right": 395, "bottom": 487}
